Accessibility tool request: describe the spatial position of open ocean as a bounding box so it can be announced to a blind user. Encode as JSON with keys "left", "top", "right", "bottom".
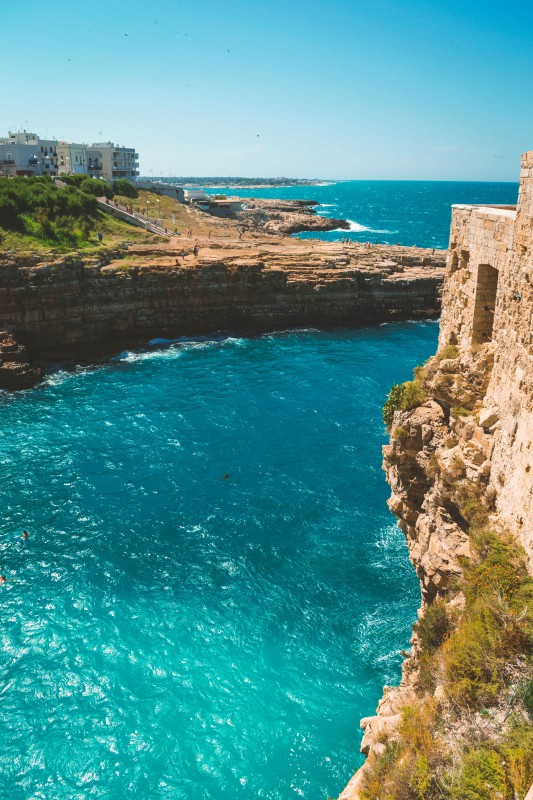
{"left": 203, "top": 179, "right": 519, "bottom": 248}
{"left": 0, "top": 180, "right": 510, "bottom": 799}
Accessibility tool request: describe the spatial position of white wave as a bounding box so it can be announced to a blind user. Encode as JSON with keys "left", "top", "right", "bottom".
{"left": 42, "top": 370, "right": 72, "bottom": 387}
{"left": 327, "top": 219, "right": 397, "bottom": 234}
{"left": 112, "top": 335, "right": 248, "bottom": 364}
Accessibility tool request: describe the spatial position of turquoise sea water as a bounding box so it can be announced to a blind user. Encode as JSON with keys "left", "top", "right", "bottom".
{"left": 203, "top": 180, "right": 519, "bottom": 248}
{"left": 0, "top": 323, "right": 438, "bottom": 799}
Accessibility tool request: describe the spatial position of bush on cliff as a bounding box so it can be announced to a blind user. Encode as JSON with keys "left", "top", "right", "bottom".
{"left": 114, "top": 178, "right": 138, "bottom": 198}
{"left": 415, "top": 599, "right": 452, "bottom": 654}
{"left": 0, "top": 195, "right": 21, "bottom": 228}
{"left": 59, "top": 174, "right": 87, "bottom": 188}
{"left": 79, "top": 178, "right": 114, "bottom": 199}
{"left": 438, "top": 344, "right": 459, "bottom": 361}
{"left": 0, "top": 176, "right": 99, "bottom": 245}
{"left": 360, "top": 521, "right": 533, "bottom": 800}
{"left": 383, "top": 379, "right": 426, "bottom": 428}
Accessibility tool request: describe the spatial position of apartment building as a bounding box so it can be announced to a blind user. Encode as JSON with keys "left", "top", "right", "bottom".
{"left": 0, "top": 131, "right": 138, "bottom": 181}
{"left": 0, "top": 131, "right": 58, "bottom": 177}
{"left": 57, "top": 142, "right": 87, "bottom": 175}
{"left": 87, "top": 142, "right": 139, "bottom": 181}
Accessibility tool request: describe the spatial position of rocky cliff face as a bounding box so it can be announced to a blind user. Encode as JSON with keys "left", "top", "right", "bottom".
{"left": 341, "top": 343, "right": 532, "bottom": 800}
{"left": 0, "top": 330, "right": 43, "bottom": 389}
{"left": 0, "top": 241, "right": 444, "bottom": 386}
{"left": 340, "top": 151, "right": 533, "bottom": 800}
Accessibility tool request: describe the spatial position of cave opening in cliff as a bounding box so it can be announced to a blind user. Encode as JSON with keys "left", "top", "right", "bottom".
{"left": 472, "top": 263, "right": 498, "bottom": 344}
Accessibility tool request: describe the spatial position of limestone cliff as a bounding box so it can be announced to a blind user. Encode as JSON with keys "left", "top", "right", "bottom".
{"left": 0, "top": 241, "right": 444, "bottom": 386}
{"left": 0, "top": 330, "right": 42, "bottom": 389}
{"left": 340, "top": 151, "right": 533, "bottom": 800}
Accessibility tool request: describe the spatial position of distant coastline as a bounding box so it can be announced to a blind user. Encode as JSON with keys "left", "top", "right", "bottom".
{"left": 138, "top": 176, "right": 332, "bottom": 189}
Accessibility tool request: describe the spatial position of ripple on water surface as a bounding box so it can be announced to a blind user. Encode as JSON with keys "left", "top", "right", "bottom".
{"left": 0, "top": 324, "right": 438, "bottom": 800}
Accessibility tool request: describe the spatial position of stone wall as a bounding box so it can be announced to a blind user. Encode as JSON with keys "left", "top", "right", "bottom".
{"left": 438, "top": 148, "right": 533, "bottom": 563}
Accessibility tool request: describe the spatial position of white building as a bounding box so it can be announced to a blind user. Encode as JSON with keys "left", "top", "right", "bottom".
{"left": 0, "top": 131, "right": 138, "bottom": 181}
{"left": 0, "top": 131, "right": 58, "bottom": 177}
{"left": 57, "top": 142, "right": 87, "bottom": 175}
{"left": 87, "top": 142, "right": 139, "bottom": 181}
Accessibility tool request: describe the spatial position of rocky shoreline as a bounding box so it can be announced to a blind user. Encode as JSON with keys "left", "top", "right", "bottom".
{"left": 234, "top": 197, "right": 350, "bottom": 235}
{"left": 0, "top": 238, "right": 445, "bottom": 391}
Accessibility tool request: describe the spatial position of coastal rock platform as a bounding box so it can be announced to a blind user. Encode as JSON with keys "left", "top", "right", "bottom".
{"left": 234, "top": 197, "right": 350, "bottom": 235}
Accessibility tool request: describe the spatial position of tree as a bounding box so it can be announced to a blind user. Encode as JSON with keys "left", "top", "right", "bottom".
{"left": 114, "top": 178, "right": 138, "bottom": 198}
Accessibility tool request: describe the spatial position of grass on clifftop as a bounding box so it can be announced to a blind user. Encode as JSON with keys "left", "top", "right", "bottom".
{"left": 0, "top": 176, "right": 164, "bottom": 255}
{"left": 0, "top": 177, "right": 241, "bottom": 256}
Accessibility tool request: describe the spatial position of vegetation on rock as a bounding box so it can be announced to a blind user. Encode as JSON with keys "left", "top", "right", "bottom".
{"left": 0, "top": 176, "right": 98, "bottom": 245}
{"left": 361, "top": 525, "right": 533, "bottom": 799}
{"left": 367, "top": 349, "right": 533, "bottom": 800}
{"left": 383, "top": 379, "right": 426, "bottom": 428}
{"left": 113, "top": 178, "right": 138, "bottom": 198}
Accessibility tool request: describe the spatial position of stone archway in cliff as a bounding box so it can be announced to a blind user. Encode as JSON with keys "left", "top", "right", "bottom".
{"left": 472, "top": 263, "right": 499, "bottom": 345}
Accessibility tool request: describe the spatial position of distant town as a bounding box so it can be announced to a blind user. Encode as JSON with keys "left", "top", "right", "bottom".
{"left": 0, "top": 131, "right": 138, "bottom": 181}
{"left": 0, "top": 130, "right": 327, "bottom": 187}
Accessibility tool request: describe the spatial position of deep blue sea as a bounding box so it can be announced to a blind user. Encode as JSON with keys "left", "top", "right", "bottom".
{"left": 202, "top": 180, "right": 519, "bottom": 248}
{"left": 0, "top": 323, "right": 439, "bottom": 800}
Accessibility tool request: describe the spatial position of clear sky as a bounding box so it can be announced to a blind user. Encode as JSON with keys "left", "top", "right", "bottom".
{"left": 3, "top": 0, "right": 533, "bottom": 180}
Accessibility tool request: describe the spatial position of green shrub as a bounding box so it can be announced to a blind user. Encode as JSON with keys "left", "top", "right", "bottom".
{"left": 451, "top": 405, "right": 469, "bottom": 417}
{"left": 383, "top": 380, "right": 426, "bottom": 428}
{"left": 60, "top": 173, "right": 87, "bottom": 188}
{"left": 114, "top": 178, "right": 138, "bottom": 198}
{"left": 393, "top": 425, "right": 409, "bottom": 441}
{"left": 79, "top": 178, "right": 113, "bottom": 198}
{"left": 442, "top": 606, "right": 503, "bottom": 706}
{"left": 359, "top": 527, "right": 533, "bottom": 799}
{"left": 452, "top": 748, "right": 507, "bottom": 800}
{"left": 502, "top": 719, "right": 533, "bottom": 797}
{"left": 0, "top": 195, "right": 22, "bottom": 228}
{"left": 415, "top": 600, "right": 452, "bottom": 654}
{"left": 443, "top": 532, "right": 533, "bottom": 709}
{"left": 439, "top": 345, "right": 459, "bottom": 360}
{"left": 0, "top": 176, "right": 99, "bottom": 245}
{"left": 466, "top": 530, "right": 529, "bottom": 603}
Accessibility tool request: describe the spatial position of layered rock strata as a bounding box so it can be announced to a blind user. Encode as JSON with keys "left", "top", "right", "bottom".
{"left": 0, "top": 330, "right": 43, "bottom": 389}
{"left": 0, "top": 242, "right": 444, "bottom": 388}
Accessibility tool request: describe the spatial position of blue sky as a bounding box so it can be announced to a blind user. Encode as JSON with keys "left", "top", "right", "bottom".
{"left": 2, "top": 0, "right": 533, "bottom": 180}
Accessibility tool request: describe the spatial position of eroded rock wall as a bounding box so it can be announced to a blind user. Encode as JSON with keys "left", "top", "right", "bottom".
{"left": 0, "top": 249, "right": 443, "bottom": 362}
